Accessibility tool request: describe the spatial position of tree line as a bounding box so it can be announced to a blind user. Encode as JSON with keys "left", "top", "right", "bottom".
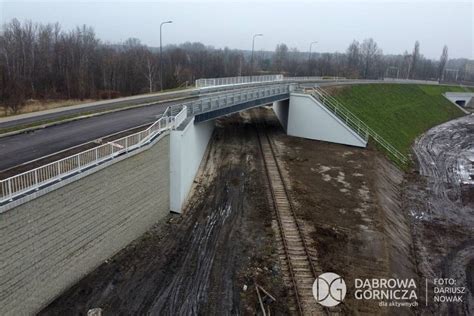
{"left": 1, "top": 19, "right": 472, "bottom": 113}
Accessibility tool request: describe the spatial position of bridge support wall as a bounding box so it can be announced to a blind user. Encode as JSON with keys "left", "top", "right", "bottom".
{"left": 0, "top": 134, "right": 171, "bottom": 315}
{"left": 286, "top": 93, "right": 367, "bottom": 147}
{"left": 170, "top": 118, "right": 215, "bottom": 213}
{"left": 272, "top": 99, "right": 289, "bottom": 131}
{"left": 443, "top": 92, "right": 473, "bottom": 113}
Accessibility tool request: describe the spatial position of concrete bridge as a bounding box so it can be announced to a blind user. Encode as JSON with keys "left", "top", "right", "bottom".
{"left": 443, "top": 91, "right": 474, "bottom": 111}
{"left": 0, "top": 75, "right": 437, "bottom": 314}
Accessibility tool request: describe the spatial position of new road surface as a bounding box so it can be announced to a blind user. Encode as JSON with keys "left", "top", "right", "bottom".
{"left": 0, "top": 82, "right": 289, "bottom": 171}
{"left": 0, "top": 88, "right": 198, "bottom": 130}
{"left": 1, "top": 79, "right": 469, "bottom": 172}
{"left": 0, "top": 98, "right": 186, "bottom": 171}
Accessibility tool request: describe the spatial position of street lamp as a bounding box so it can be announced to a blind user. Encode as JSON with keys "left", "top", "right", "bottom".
{"left": 160, "top": 20, "right": 173, "bottom": 91}
{"left": 308, "top": 41, "right": 318, "bottom": 75}
{"left": 308, "top": 41, "right": 318, "bottom": 62}
{"left": 250, "top": 33, "right": 263, "bottom": 76}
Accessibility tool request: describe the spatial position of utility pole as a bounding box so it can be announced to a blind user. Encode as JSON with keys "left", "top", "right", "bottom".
{"left": 308, "top": 41, "right": 318, "bottom": 75}
{"left": 160, "top": 20, "right": 173, "bottom": 92}
{"left": 250, "top": 34, "right": 263, "bottom": 77}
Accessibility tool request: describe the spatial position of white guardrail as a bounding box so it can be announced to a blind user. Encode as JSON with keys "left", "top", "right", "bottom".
{"left": 195, "top": 75, "right": 348, "bottom": 88}
{"left": 170, "top": 83, "right": 291, "bottom": 117}
{"left": 195, "top": 74, "right": 284, "bottom": 88}
{"left": 0, "top": 106, "right": 188, "bottom": 203}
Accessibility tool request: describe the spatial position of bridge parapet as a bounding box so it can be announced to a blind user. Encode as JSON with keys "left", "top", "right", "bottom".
{"left": 0, "top": 106, "right": 187, "bottom": 206}
{"left": 195, "top": 74, "right": 283, "bottom": 87}
{"left": 168, "top": 83, "right": 292, "bottom": 118}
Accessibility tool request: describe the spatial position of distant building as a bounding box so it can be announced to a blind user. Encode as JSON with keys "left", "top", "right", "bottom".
{"left": 465, "top": 61, "right": 474, "bottom": 75}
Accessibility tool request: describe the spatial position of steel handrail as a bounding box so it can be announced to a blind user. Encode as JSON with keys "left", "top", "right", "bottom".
{"left": 195, "top": 74, "right": 284, "bottom": 88}
{"left": 311, "top": 87, "right": 408, "bottom": 165}
{"left": 167, "top": 83, "right": 291, "bottom": 117}
{"left": 0, "top": 106, "right": 187, "bottom": 203}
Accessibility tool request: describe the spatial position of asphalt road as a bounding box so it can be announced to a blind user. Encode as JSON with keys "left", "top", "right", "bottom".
{"left": 0, "top": 100, "right": 182, "bottom": 171}
{"left": 0, "top": 83, "right": 287, "bottom": 171}
{"left": 0, "top": 89, "right": 198, "bottom": 130}
{"left": 2, "top": 79, "right": 470, "bottom": 172}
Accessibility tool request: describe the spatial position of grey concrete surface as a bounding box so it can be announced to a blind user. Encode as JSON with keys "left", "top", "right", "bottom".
{"left": 170, "top": 118, "right": 215, "bottom": 212}
{"left": 0, "top": 134, "right": 170, "bottom": 315}
{"left": 287, "top": 93, "right": 367, "bottom": 147}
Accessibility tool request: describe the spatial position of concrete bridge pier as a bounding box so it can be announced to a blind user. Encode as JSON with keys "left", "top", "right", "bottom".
{"left": 170, "top": 117, "right": 215, "bottom": 213}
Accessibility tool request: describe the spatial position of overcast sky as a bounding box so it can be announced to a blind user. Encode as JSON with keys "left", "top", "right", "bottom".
{"left": 1, "top": 0, "right": 473, "bottom": 60}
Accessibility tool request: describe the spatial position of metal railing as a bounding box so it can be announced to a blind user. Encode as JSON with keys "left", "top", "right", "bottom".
{"left": 195, "top": 75, "right": 349, "bottom": 88}
{"left": 195, "top": 74, "right": 283, "bottom": 88}
{"left": 383, "top": 78, "right": 439, "bottom": 85}
{"left": 310, "top": 87, "right": 408, "bottom": 166}
{"left": 0, "top": 106, "right": 187, "bottom": 203}
{"left": 288, "top": 76, "right": 345, "bottom": 82}
{"left": 169, "top": 83, "right": 291, "bottom": 117}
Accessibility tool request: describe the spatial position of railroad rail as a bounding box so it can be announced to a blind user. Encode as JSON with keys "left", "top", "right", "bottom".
{"left": 256, "top": 125, "right": 321, "bottom": 315}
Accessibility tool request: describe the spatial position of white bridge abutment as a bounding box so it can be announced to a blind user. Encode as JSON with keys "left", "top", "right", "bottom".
{"left": 277, "top": 93, "right": 367, "bottom": 148}
{"left": 443, "top": 92, "right": 473, "bottom": 113}
{"left": 170, "top": 118, "right": 215, "bottom": 213}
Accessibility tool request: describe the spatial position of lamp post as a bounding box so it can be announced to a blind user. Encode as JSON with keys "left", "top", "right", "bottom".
{"left": 160, "top": 20, "right": 173, "bottom": 91}
{"left": 308, "top": 41, "right": 317, "bottom": 75}
{"left": 308, "top": 41, "right": 318, "bottom": 62}
{"left": 250, "top": 33, "right": 263, "bottom": 77}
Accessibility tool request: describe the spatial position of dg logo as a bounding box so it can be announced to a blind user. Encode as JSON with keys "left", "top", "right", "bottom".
{"left": 312, "top": 272, "right": 347, "bottom": 307}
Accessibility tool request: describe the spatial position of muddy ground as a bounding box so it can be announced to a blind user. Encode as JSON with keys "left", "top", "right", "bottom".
{"left": 40, "top": 111, "right": 290, "bottom": 315}
{"left": 407, "top": 114, "right": 474, "bottom": 315}
{"left": 38, "top": 107, "right": 472, "bottom": 315}
{"left": 261, "top": 108, "right": 417, "bottom": 315}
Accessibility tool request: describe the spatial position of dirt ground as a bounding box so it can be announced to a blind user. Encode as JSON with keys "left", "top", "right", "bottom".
{"left": 39, "top": 110, "right": 290, "bottom": 315}
{"left": 39, "top": 107, "right": 424, "bottom": 315}
{"left": 259, "top": 108, "right": 417, "bottom": 315}
{"left": 406, "top": 114, "right": 474, "bottom": 315}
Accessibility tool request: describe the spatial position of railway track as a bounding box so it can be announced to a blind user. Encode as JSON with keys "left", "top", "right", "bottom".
{"left": 256, "top": 125, "right": 323, "bottom": 315}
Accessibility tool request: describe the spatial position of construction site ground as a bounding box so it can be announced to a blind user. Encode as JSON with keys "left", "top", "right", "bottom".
{"left": 39, "top": 108, "right": 473, "bottom": 315}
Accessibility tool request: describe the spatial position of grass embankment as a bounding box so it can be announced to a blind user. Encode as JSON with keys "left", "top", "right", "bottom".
{"left": 330, "top": 84, "right": 466, "bottom": 159}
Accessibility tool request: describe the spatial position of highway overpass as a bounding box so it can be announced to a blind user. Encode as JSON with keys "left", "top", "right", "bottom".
{"left": 0, "top": 74, "right": 464, "bottom": 315}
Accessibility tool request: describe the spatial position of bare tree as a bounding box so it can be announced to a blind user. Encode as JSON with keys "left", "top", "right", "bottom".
{"left": 273, "top": 43, "right": 289, "bottom": 73}
{"left": 410, "top": 41, "right": 420, "bottom": 79}
{"left": 0, "top": 19, "right": 459, "bottom": 113}
{"left": 142, "top": 51, "right": 157, "bottom": 93}
{"left": 360, "top": 38, "right": 382, "bottom": 79}
{"left": 438, "top": 45, "right": 448, "bottom": 80}
{"left": 346, "top": 40, "right": 360, "bottom": 78}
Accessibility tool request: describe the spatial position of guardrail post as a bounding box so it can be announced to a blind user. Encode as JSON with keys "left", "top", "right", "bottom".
{"left": 34, "top": 170, "right": 39, "bottom": 190}
{"left": 8, "top": 179, "right": 12, "bottom": 200}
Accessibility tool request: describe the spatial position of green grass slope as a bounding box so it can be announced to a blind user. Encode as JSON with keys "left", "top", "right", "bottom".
{"left": 330, "top": 84, "right": 465, "bottom": 157}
